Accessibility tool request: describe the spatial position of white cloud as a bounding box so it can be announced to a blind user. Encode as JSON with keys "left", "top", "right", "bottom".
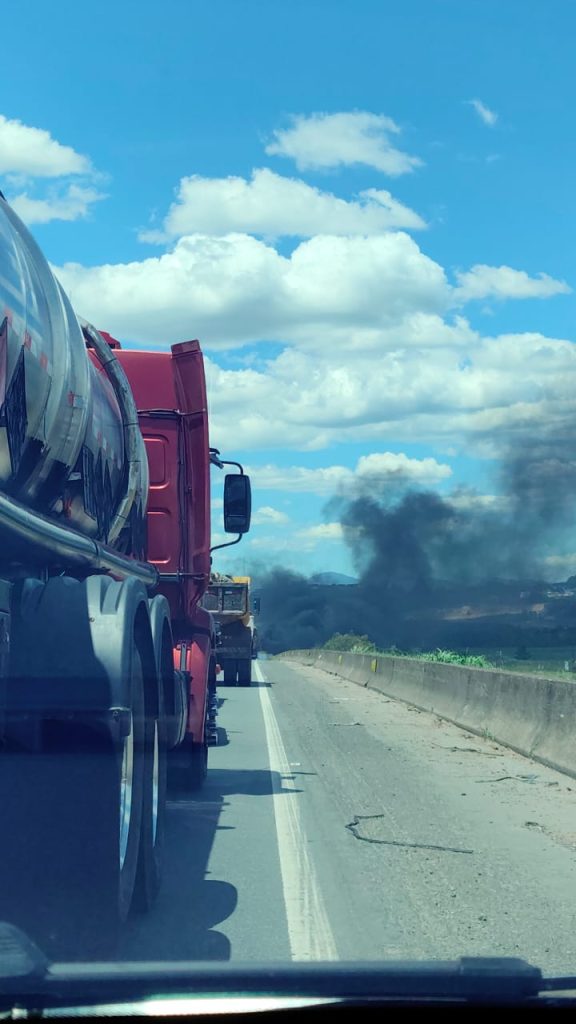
{"left": 245, "top": 520, "right": 345, "bottom": 556}
{"left": 355, "top": 452, "right": 452, "bottom": 483}
{"left": 247, "top": 453, "right": 453, "bottom": 496}
{"left": 54, "top": 230, "right": 449, "bottom": 348}
{"left": 140, "top": 168, "right": 425, "bottom": 242}
{"left": 10, "top": 185, "right": 106, "bottom": 225}
{"left": 0, "top": 115, "right": 105, "bottom": 225}
{"left": 252, "top": 505, "right": 290, "bottom": 525}
{"left": 0, "top": 114, "right": 92, "bottom": 177}
{"left": 455, "top": 264, "right": 571, "bottom": 302}
{"left": 52, "top": 222, "right": 576, "bottom": 456}
{"left": 57, "top": 234, "right": 568, "bottom": 364}
{"left": 48, "top": 161, "right": 576, "bottom": 462}
{"left": 468, "top": 100, "right": 498, "bottom": 127}
{"left": 265, "top": 111, "right": 422, "bottom": 175}
{"left": 246, "top": 533, "right": 284, "bottom": 550}
{"left": 295, "top": 522, "right": 343, "bottom": 549}
{"left": 449, "top": 492, "right": 507, "bottom": 511}
{"left": 205, "top": 329, "right": 576, "bottom": 453}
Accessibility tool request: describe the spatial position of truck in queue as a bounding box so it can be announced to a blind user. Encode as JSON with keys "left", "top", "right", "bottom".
{"left": 0, "top": 192, "right": 251, "bottom": 958}
{"left": 201, "top": 575, "right": 259, "bottom": 686}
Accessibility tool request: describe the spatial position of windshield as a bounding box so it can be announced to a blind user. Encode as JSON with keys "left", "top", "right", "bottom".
{"left": 1, "top": 0, "right": 576, "bottom": 1009}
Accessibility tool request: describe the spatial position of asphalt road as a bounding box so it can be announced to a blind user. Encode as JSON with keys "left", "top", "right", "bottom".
{"left": 121, "top": 656, "right": 576, "bottom": 973}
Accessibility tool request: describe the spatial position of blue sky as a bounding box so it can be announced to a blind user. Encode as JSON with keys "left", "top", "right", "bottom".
{"left": 2, "top": 0, "right": 576, "bottom": 576}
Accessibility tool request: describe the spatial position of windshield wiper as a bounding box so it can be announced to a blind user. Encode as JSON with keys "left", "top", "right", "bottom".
{"left": 0, "top": 923, "right": 575, "bottom": 1011}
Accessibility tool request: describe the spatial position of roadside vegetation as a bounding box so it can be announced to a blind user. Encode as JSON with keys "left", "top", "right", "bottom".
{"left": 322, "top": 634, "right": 493, "bottom": 667}
{"left": 320, "top": 634, "right": 576, "bottom": 678}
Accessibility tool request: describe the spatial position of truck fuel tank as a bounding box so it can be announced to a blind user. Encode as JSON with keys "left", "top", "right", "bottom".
{"left": 0, "top": 197, "right": 148, "bottom": 549}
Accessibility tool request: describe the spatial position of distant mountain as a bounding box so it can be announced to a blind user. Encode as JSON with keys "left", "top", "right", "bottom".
{"left": 309, "top": 572, "right": 358, "bottom": 586}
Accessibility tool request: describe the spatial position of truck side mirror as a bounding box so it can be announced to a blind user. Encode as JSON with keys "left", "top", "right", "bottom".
{"left": 253, "top": 597, "right": 261, "bottom": 615}
{"left": 224, "top": 473, "right": 251, "bottom": 534}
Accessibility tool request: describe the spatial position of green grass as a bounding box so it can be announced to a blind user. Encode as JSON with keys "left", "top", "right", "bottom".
{"left": 322, "top": 633, "right": 378, "bottom": 655}
{"left": 322, "top": 635, "right": 492, "bottom": 667}
{"left": 412, "top": 649, "right": 492, "bottom": 668}
{"left": 464, "top": 645, "right": 576, "bottom": 679}
{"left": 321, "top": 636, "right": 576, "bottom": 678}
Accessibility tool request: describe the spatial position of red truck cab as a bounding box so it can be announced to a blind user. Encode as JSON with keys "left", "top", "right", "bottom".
{"left": 99, "top": 336, "right": 214, "bottom": 749}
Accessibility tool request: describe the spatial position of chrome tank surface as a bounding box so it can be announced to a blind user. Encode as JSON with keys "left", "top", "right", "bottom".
{"left": 0, "top": 197, "right": 145, "bottom": 546}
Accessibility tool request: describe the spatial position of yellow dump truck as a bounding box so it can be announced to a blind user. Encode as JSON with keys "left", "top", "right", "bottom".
{"left": 200, "top": 575, "right": 258, "bottom": 685}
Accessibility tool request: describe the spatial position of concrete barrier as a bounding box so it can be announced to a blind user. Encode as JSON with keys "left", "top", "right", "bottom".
{"left": 276, "top": 649, "right": 576, "bottom": 779}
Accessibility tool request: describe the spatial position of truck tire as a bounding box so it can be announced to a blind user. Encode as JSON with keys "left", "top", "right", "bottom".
{"left": 206, "top": 655, "right": 218, "bottom": 744}
{"left": 117, "top": 644, "right": 147, "bottom": 922}
{"left": 190, "top": 661, "right": 209, "bottom": 790}
{"left": 223, "top": 660, "right": 236, "bottom": 686}
{"left": 208, "top": 657, "right": 216, "bottom": 689}
{"left": 133, "top": 656, "right": 167, "bottom": 912}
{"left": 0, "top": 637, "right": 146, "bottom": 961}
{"left": 237, "top": 658, "right": 252, "bottom": 686}
{"left": 170, "top": 728, "right": 208, "bottom": 792}
{"left": 188, "top": 736, "right": 208, "bottom": 790}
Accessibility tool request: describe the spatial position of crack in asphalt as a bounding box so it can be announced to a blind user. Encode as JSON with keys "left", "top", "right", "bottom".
{"left": 345, "top": 815, "right": 474, "bottom": 855}
{"left": 476, "top": 774, "right": 540, "bottom": 784}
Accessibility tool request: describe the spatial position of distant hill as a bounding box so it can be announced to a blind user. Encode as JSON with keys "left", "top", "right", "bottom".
{"left": 309, "top": 572, "right": 358, "bottom": 586}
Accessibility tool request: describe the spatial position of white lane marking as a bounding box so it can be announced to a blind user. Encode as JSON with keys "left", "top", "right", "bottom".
{"left": 255, "top": 660, "right": 338, "bottom": 961}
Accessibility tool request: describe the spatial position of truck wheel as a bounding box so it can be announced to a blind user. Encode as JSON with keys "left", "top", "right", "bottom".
{"left": 0, "top": 639, "right": 146, "bottom": 960}
{"left": 237, "top": 659, "right": 252, "bottom": 686}
{"left": 190, "top": 679, "right": 210, "bottom": 789}
{"left": 169, "top": 734, "right": 207, "bottom": 793}
{"left": 223, "top": 660, "right": 237, "bottom": 686}
{"left": 206, "top": 656, "right": 218, "bottom": 744}
{"left": 189, "top": 736, "right": 208, "bottom": 790}
{"left": 117, "top": 644, "right": 147, "bottom": 922}
{"left": 133, "top": 661, "right": 167, "bottom": 912}
{"left": 209, "top": 655, "right": 217, "bottom": 689}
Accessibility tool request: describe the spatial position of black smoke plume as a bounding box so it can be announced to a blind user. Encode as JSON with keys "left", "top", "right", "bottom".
{"left": 253, "top": 443, "right": 576, "bottom": 654}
